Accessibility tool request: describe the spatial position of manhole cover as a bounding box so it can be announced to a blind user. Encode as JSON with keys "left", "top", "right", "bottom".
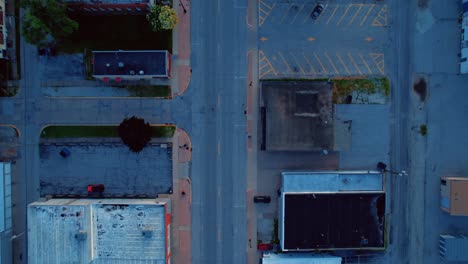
{"left": 413, "top": 77, "right": 427, "bottom": 101}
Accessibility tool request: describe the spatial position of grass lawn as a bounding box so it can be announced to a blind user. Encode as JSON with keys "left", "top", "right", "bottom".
{"left": 333, "top": 77, "right": 390, "bottom": 104}
{"left": 57, "top": 14, "right": 172, "bottom": 54}
{"left": 113, "top": 85, "right": 171, "bottom": 98}
{"left": 41, "top": 125, "right": 176, "bottom": 138}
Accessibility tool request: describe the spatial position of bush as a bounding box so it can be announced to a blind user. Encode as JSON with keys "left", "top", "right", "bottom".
{"left": 420, "top": 124, "right": 427, "bottom": 136}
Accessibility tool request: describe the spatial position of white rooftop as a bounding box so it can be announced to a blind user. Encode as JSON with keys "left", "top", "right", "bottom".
{"left": 281, "top": 170, "right": 384, "bottom": 193}
{"left": 28, "top": 199, "right": 169, "bottom": 264}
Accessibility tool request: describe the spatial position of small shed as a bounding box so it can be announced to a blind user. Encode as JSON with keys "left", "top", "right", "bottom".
{"left": 439, "top": 234, "right": 468, "bottom": 261}
{"left": 440, "top": 177, "right": 468, "bottom": 216}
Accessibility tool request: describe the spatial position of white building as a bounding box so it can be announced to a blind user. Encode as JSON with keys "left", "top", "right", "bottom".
{"left": 461, "top": 0, "right": 468, "bottom": 73}
{"left": 0, "top": 162, "right": 12, "bottom": 264}
{"left": 262, "top": 252, "right": 341, "bottom": 264}
{"left": 28, "top": 198, "right": 171, "bottom": 264}
{"left": 0, "top": 0, "right": 7, "bottom": 58}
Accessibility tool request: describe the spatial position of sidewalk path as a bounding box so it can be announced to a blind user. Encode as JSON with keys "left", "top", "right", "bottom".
{"left": 171, "top": 0, "right": 191, "bottom": 97}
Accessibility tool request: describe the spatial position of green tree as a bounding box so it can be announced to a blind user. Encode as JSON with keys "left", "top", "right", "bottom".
{"left": 21, "top": 0, "right": 78, "bottom": 46}
{"left": 118, "top": 116, "right": 152, "bottom": 153}
{"left": 146, "top": 5, "right": 178, "bottom": 32}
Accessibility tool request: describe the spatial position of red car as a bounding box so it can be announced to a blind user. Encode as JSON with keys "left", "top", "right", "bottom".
{"left": 87, "top": 184, "right": 105, "bottom": 193}
{"left": 257, "top": 243, "right": 273, "bottom": 251}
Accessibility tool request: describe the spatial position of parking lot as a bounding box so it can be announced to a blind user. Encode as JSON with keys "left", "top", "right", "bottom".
{"left": 258, "top": 0, "right": 389, "bottom": 78}
{"left": 39, "top": 143, "right": 173, "bottom": 197}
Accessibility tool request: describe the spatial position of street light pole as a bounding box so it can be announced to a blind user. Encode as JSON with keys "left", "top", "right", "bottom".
{"left": 376, "top": 162, "right": 408, "bottom": 176}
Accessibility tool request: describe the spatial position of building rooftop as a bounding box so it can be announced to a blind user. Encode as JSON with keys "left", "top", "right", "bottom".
{"left": 282, "top": 171, "right": 384, "bottom": 193}
{"left": 280, "top": 171, "right": 385, "bottom": 251}
{"left": 93, "top": 50, "right": 169, "bottom": 77}
{"left": 262, "top": 252, "right": 342, "bottom": 264}
{"left": 28, "top": 199, "right": 169, "bottom": 264}
{"left": 282, "top": 193, "right": 385, "bottom": 250}
{"left": 66, "top": 0, "right": 150, "bottom": 4}
{"left": 261, "top": 81, "right": 334, "bottom": 151}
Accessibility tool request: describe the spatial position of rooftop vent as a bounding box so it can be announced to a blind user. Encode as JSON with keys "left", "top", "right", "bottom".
{"left": 142, "top": 228, "right": 153, "bottom": 238}
{"left": 75, "top": 230, "right": 87, "bottom": 241}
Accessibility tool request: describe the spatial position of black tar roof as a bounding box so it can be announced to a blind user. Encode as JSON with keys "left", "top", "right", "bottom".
{"left": 93, "top": 50, "right": 168, "bottom": 77}
{"left": 283, "top": 193, "right": 385, "bottom": 250}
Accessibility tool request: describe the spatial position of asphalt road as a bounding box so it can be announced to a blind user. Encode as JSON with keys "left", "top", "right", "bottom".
{"left": 387, "top": 0, "right": 412, "bottom": 262}
{"left": 190, "top": 0, "right": 247, "bottom": 263}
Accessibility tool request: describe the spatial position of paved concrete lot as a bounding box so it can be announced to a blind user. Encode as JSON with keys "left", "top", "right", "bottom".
{"left": 39, "top": 143, "right": 172, "bottom": 197}
{"left": 259, "top": 0, "right": 388, "bottom": 78}
{"left": 40, "top": 54, "right": 85, "bottom": 81}
{"left": 335, "top": 104, "right": 390, "bottom": 170}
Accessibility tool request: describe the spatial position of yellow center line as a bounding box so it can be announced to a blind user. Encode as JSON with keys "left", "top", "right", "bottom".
{"left": 326, "top": 6, "right": 339, "bottom": 24}
{"left": 218, "top": 227, "right": 221, "bottom": 241}
{"left": 313, "top": 52, "right": 328, "bottom": 74}
{"left": 336, "top": 52, "right": 351, "bottom": 75}
{"left": 290, "top": 52, "right": 306, "bottom": 75}
{"left": 290, "top": 3, "right": 306, "bottom": 24}
{"left": 337, "top": 4, "right": 353, "bottom": 26}
{"left": 278, "top": 51, "right": 293, "bottom": 74}
{"left": 359, "top": 53, "right": 373, "bottom": 74}
{"left": 348, "top": 53, "right": 362, "bottom": 75}
{"left": 348, "top": 4, "right": 363, "bottom": 26}
{"left": 314, "top": 4, "right": 328, "bottom": 24}
{"left": 218, "top": 141, "right": 221, "bottom": 156}
{"left": 302, "top": 53, "right": 317, "bottom": 75}
{"left": 324, "top": 52, "right": 339, "bottom": 75}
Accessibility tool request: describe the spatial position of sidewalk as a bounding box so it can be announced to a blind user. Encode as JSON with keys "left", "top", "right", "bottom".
{"left": 171, "top": 0, "right": 191, "bottom": 97}
{"left": 163, "top": 128, "right": 192, "bottom": 264}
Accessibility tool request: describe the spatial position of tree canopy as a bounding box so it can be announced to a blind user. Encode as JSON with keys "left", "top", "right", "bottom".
{"left": 21, "top": 0, "right": 79, "bottom": 46}
{"left": 146, "top": 5, "right": 178, "bottom": 32}
{"left": 118, "top": 116, "right": 152, "bottom": 153}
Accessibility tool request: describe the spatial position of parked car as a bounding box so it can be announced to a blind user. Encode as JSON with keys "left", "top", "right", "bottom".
{"left": 254, "top": 195, "right": 271, "bottom": 203}
{"left": 87, "top": 184, "right": 105, "bottom": 193}
{"left": 311, "top": 3, "right": 325, "bottom": 19}
{"left": 257, "top": 243, "right": 274, "bottom": 251}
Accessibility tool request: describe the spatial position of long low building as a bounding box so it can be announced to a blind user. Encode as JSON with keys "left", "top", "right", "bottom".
{"left": 92, "top": 50, "right": 171, "bottom": 80}
{"left": 28, "top": 198, "right": 171, "bottom": 264}
{"left": 279, "top": 171, "right": 386, "bottom": 251}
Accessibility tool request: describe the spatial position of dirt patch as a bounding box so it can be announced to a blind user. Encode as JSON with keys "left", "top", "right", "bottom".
{"left": 413, "top": 78, "right": 427, "bottom": 101}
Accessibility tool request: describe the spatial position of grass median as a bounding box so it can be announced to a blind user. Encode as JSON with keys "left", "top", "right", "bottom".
{"left": 41, "top": 125, "right": 176, "bottom": 138}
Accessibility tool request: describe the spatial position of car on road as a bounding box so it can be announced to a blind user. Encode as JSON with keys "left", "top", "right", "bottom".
{"left": 87, "top": 184, "right": 105, "bottom": 193}
{"left": 311, "top": 3, "right": 325, "bottom": 19}
{"left": 254, "top": 195, "right": 271, "bottom": 203}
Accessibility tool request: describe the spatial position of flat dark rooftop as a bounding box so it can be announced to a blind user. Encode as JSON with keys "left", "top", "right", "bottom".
{"left": 283, "top": 193, "right": 385, "bottom": 250}
{"left": 262, "top": 81, "right": 334, "bottom": 151}
{"left": 93, "top": 50, "right": 168, "bottom": 77}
